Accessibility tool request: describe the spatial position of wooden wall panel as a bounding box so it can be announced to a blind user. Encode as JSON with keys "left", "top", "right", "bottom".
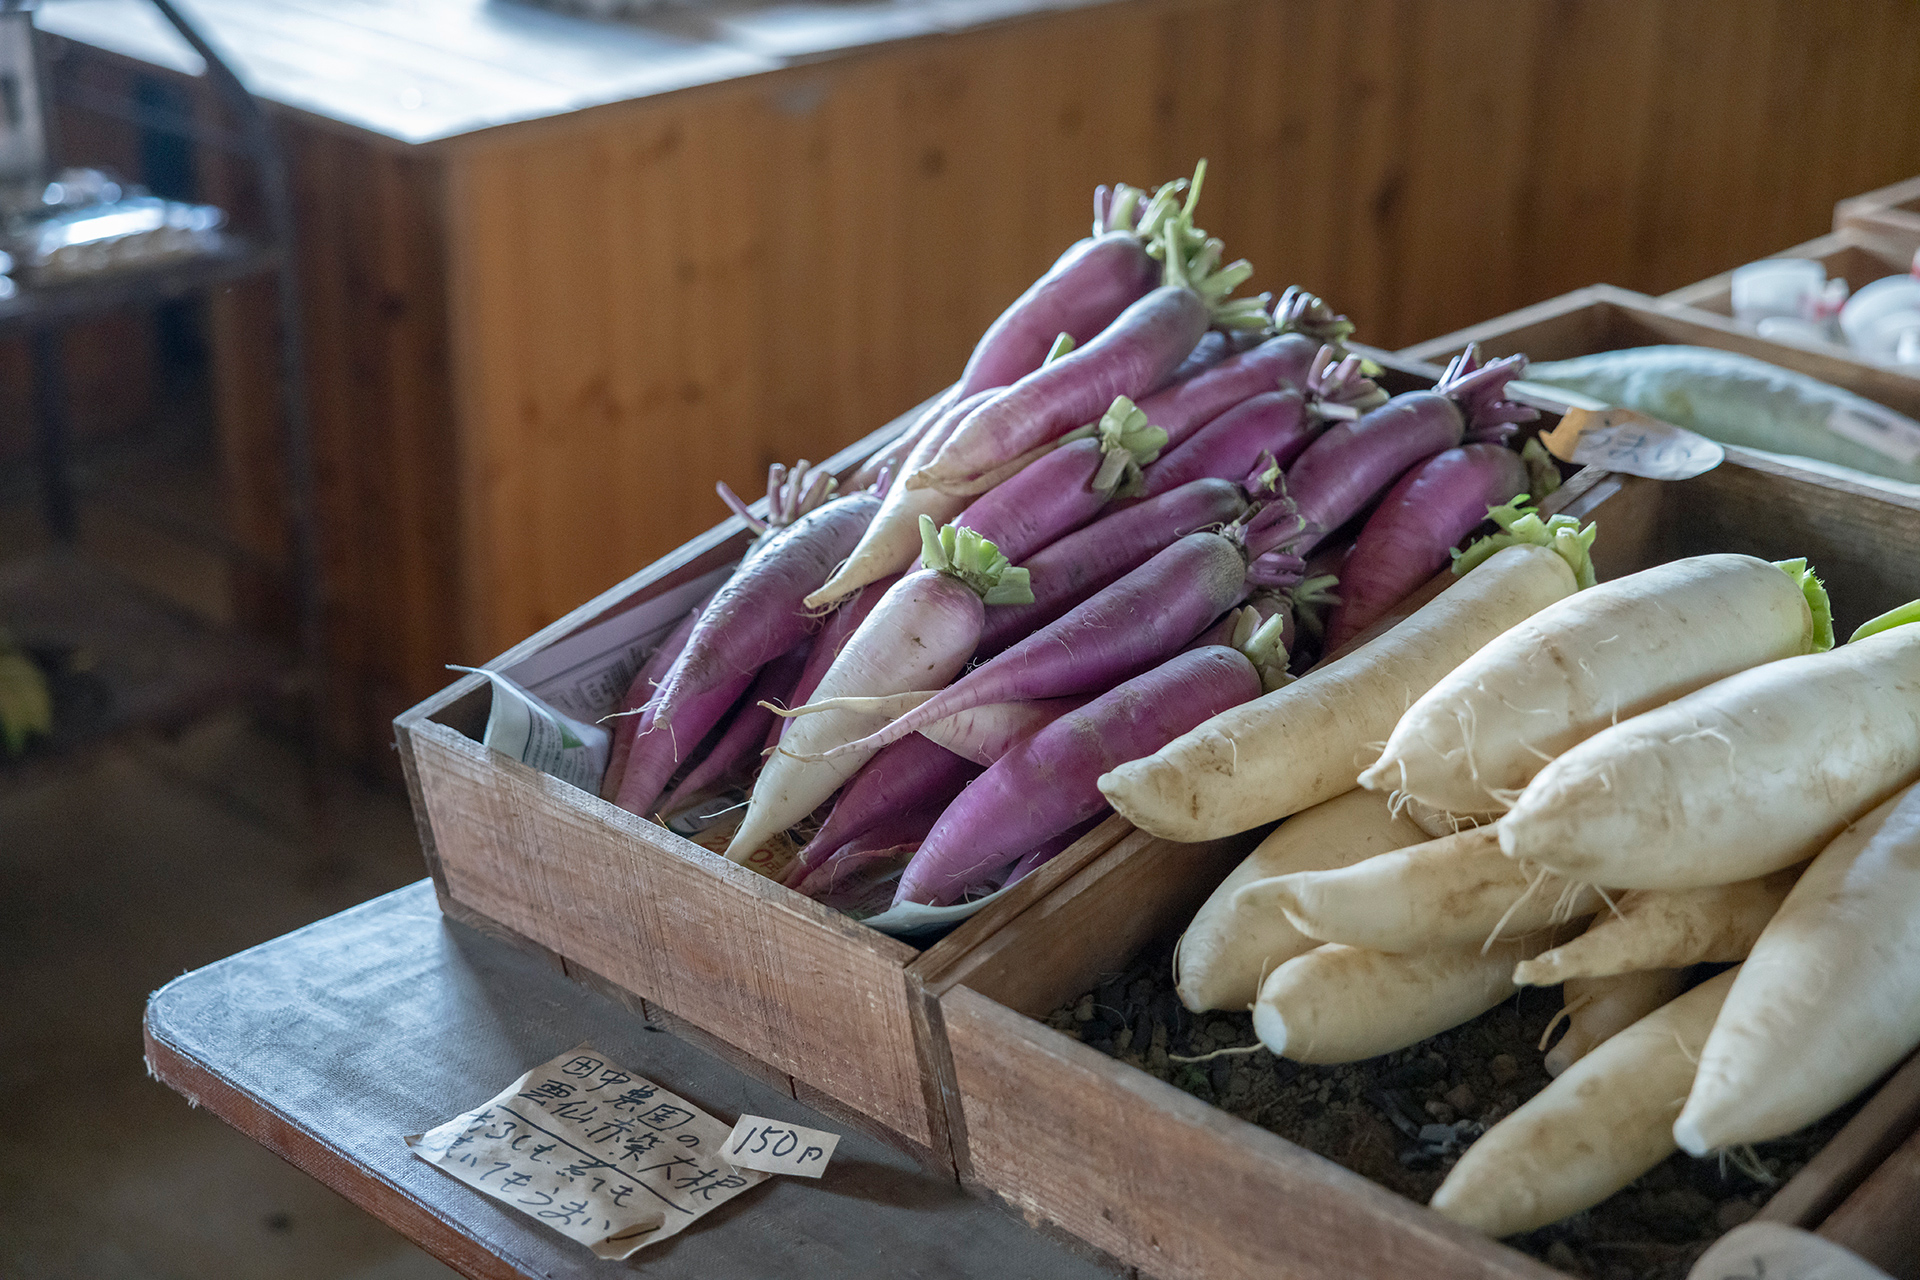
{"left": 443, "top": 0, "right": 1920, "bottom": 657}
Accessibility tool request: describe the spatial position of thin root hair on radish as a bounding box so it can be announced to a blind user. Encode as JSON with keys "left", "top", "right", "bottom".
{"left": 1536, "top": 993, "right": 1595, "bottom": 1051}
{"left": 1483, "top": 865, "right": 1552, "bottom": 954}
{"left": 1592, "top": 883, "right": 1625, "bottom": 922}
{"left": 1170, "top": 1044, "right": 1266, "bottom": 1064}
{"left": 1720, "top": 1145, "right": 1777, "bottom": 1185}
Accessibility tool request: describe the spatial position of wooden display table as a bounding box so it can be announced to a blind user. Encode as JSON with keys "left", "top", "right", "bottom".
{"left": 141, "top": 880, "right": 1124, "bottom": 1279}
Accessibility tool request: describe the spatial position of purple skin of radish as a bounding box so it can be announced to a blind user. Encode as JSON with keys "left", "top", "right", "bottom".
{"left": 1131, "top": 334, "right": 1316, "bottom": 452}
{"left": 1320, "top": 443, "right": 1531, "bottom": 652}
{"left": 614, "top": 667, "right": 754, "bottom": 819}
{"left": 794, "top": 812, "right": 938, "bottom": 908}
{"left": 895, "top": 646, "right": 1264, "bottom": 905}
{"left": 1166, "top": 331, "right": 1233, "bottom": 384}
{"left": 600, "top": 599, "right": 706, "bottom": 801}
{"left": 1137, "top": 390, "right": 1317, "bottom": 499}
{"left": 998, "top": 815, "right": 1107, "bottom": 892}
{"left": 829, "top": 509, "right": 1298, "bottom": 762}
{"left": 954, "top": 232, "right": 1159, "bottom": 399}
{"left": 1279, "top": 345, "right": 1535, "bottom": 557}
{"left": 977, "top": 477, "right": 1249, "bottom": 654}
{"left": 952, "top": 437, "right": 1115, "bottom": 564}
{"left": 849, "top": 390, "right": 954, "bottom": 493}
{"left": 914, "top": 285, "right": 1211, "bottom": 494}
{"left": 656, "top": 644, "right": 807, "bottom": 813}
{"left": 917, "top": 696, "right": 1089, "bottom": 766}
{"left": 651, "top": 489, "right": 880, "bottom": 731}
{"left": 716, "top": 459, "right": 840, "bottom": 561}
{"left": 784, "top": 733, "right": 981, "bottom": 888}
{"left": 776, "top": 573, "right": 898, "bottom": 747}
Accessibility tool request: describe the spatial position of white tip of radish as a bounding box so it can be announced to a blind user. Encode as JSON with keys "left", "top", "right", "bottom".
{"left": 1497, "top": 821, "right": 1520, "bottom": 860}
{"left": 1671, "top": 1114, "right": 1711, "bottom": 1158}
{"left": 1250, "top": 1001, "right": 1291, "bottom": 1057}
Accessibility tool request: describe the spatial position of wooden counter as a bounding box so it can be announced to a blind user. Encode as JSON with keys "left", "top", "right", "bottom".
{"left": 39, "top": 0, "right": 1920, "bottom": 768}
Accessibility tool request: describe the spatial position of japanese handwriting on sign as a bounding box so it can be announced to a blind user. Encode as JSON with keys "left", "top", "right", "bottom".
{"left": 405, "top": 1044, "right": 769, "bottom": 1260}
{"left": 721, "top": 1116, "right": 841, "bottom": 1179}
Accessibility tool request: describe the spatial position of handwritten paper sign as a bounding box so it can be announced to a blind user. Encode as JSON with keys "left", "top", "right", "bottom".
{"left": 405, "top": 1045, "right": 767, "bottom": 1259}
{"left": 1538, "top": 405, "right": 1725, "bottom": 480}
{"left": 722, "top": 1115, "right": 841, "bottom": 1178}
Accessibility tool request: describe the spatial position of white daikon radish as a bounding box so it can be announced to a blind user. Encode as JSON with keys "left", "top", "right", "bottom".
{"left": 1402, "top": 797, "right": 1501, "bottom": 839}
{"left": 1174, "top": 789, "right": 1427, "bottom": 1012}
{"left": 1541, "top": 969, "right": 1687, "bottom": 1077}
{"left": 1500, "top": 622, "right": 1920, "bottom": 889}
{"left": 1102, "top": 519, "right": 1595, "bottom": 842}
{"left": 1251, "top": 932, "right": 1565, "bottom": 1064}
{"left": 1362, "top": 555, "right": 1830, "bottom": 814}
{"left": 1430, "top": 967, "right": 1736, "bottom": 1237}
{"left": 1239, "top": 825, "right": 1599, "bottom": 954}
{"left": 1513, "top": 868, "right": 1800, "bottom": 985}
{"left": 1675, "top": 780, "right": 1920, "bottom": 1155}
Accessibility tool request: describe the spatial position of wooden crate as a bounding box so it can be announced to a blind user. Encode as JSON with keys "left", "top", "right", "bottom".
{"left": 925, "top": 453, "right": 1920, "bottom": 1280}
{"left": 1399, "top": 284, "right": 1920, "bottom": 421}
{"left": 392, "top": 385, "right": 1188, "bottom": 1168}
{"left": 1836, "top": 174, "right": 1920, "bottom": 256}
{"left": 1663, "top": 227, "right": 1915, "bottom": 315}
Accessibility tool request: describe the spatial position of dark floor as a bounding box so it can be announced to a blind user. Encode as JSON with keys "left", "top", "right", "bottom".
{"left": 2, "top": 381, "right": 458, "bottom": 1274}
{"left": 0, "top": 712, "right": 459, "bottom": 1279}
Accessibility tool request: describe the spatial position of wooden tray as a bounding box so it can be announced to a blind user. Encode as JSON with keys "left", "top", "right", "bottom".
{"left": 1836, "top": 173, "right": 1920, "bottom": 256}
{"left": 1663, "top": 227, "right": 1914, "bottom": 316}
{"left": 924, "top": 455, "right": 1920, "bottom": 1280}
{"left": 1399, "top": 284, "right": 1920, "bottom": 421}
{"left": 392, "top": 342, "right": 1439, "bottom": 1167}
{"left": 392, "top": 398, "right": 1146, "bottom": 1169}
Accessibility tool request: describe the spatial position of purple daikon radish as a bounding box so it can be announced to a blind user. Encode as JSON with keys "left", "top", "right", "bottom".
{"left": 615, "top": 668, "right": 755, "bottom": 819}
{"left": 818, "top": 504, "right": 1303, "bottom": 762}
{"left": 657, "top": 645, "right": 808, "bottom": 813}
{"left": 977, "top": 477, "right": 1249, "bottom": 654}
{"left": 715, "top": 460, "right": 840, "bottom": 562}
{"left": 952, "top": 397, "right": 1167, "bottom": 562}
{"left": 1166, "top": 330, "right": 1233, "bottom": 384}
{"left": 895, "top": 645, "right": 1271, "bottom": 905}
{"left": 850, "top": 389, "right": 956, "bottom": 493}
{"left": 1280, "top": 345, "right": 1536, "bottom": 556}
{"left": 600, "top": 602, "right": 704, "bottom": 801}
{"left": 844, "top": 181, "right": 1170, "bottom": 494}
{"left": 1136, "top": 390, "right": 1315, "bottom": 498}
{"left": 723, "top": 520, "right": 1030, "bottom": 863}
{"left": 784, "top": 734, "right": 981, "bottom": 888}
{"left": 912, "top": 285, "right": 1210, "bottom": 495}
{"left": 651, "top": 486, "right": 880, "bottom": 733}
{"left": 917, "top": 696, "right": 1090, "bottom": 766}
{"left": 998, "top": 816, "right": 1107, "bottom": 891}
{"left": 806, "top": 388, "right": 1004, "bottom": 608}
{"left": 1321, "top": 444, "right": 1531, "bottom": 652}
{"left": 796, "top": 814, "right": 938, "bottom": 908}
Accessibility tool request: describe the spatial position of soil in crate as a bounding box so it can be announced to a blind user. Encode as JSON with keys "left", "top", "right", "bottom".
{"left": 1045, "top": 942, "right": 1852, "bottom": 1280}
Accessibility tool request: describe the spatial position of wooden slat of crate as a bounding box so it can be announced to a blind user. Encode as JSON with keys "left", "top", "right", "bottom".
{"left": 1399, "top": 284, "right": 1920, "bottom": 421}
{"left": 1818, "top": 1105, "right": 1920, "bottom": 1279}
{"left": 1662, "top": 227, "right": 1915, "bottom": 315}
{"left": 1836, "top": 173, "right": 1920, "bottom": 256}
{"left": 930, "top": 459, "right": 1920, "bottom": 1280}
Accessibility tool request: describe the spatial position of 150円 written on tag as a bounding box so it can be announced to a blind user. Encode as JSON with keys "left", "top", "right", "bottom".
{"left": 722, "top": 1116, "right": 841, "bottom": 1178}
{"left": 405, "top": 1044, "right": 767, "bottom": 1259}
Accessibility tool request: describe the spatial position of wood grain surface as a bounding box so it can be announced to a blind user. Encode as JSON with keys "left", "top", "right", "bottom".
{"left": 1820, "top": 1119, "right": 1920, "bottom": 1280}
{"left": 1837, "top": 173, "right": 1920, "bottom": 256}
{"left": 143, "top": 881, "right": 1132, "bottom": 1280}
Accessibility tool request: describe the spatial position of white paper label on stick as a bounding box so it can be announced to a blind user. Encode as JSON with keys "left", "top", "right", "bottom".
{"left": 1826, "top": 404, "right": 1920, "bottom": 466}
{"left": 1538, "top": 406, "right": 1725, "bottom": 479}
{"left": 721, "top": 1116, "right": 841, "bottom": 1178}
{"left": 405, "top": 1044, "right": 767, "bottom": 1259}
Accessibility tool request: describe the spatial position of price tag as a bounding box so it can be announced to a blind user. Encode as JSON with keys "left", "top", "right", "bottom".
{"left": 1538, "top": 406, "right": 1724, "bottom": 480}
{"left": 406, "top": 1044, "right": 768, "bottom": 1259}
{"left": 1826, "top": 405, "right": 1920, "bottom": 466}
{"left": 721, "top": 1115, "right": 841, "bottom": 1178}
